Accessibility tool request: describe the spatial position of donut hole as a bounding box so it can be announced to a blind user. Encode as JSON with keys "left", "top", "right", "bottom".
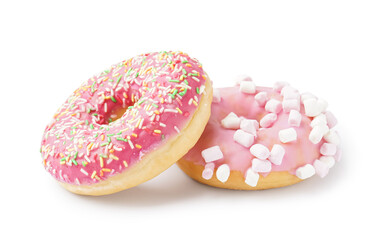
{"left": 108, "top": 106, "right": 128, "bottom": 123}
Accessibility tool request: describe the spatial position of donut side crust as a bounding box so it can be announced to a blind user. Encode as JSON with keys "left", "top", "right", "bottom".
{"left": 176, "top": 158, "right": 303, "bottom": 190}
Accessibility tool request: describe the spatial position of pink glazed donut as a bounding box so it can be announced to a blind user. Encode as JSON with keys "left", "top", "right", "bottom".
{"left": 177, "top": 76, "right": 341, "bottom": 190}
{"left": 40, "top": 51, "right": 213, "bottom": 195}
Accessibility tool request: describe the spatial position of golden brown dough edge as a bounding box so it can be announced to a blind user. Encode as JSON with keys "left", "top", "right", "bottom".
{"left": 176, "top": 158, "right": 303, "bottom": 190}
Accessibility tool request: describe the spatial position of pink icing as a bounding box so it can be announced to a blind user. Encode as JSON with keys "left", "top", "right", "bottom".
{"left": 40, "top": 51, "right": 207, "bottom": 185}
{"left": 184, "top": 86, "right": 338, "bottom": 177}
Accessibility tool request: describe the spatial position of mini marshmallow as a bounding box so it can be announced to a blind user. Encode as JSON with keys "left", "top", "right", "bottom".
{"left": 234, "top": 130, "right": 255, "bottom": 148}
{"left": 269, "top": 144, "right": 285, "bottom": 165}
{"left": 216, "top": 164, "right": 230, "bottom": 183}
{"left": 221, "top": 112, "right": 241, "bottom": 129}
{"left": 288, "top": 110, "right": 302, "bottom": 127}
{"left": 320, "top": 143, "right": 337, "bottom": 156}
{"left": 202, "top": 163, "right": 215, "bottom": 180}
{"left": 250, "top": 144, "right": 270, "bottom": 160}
{"left": 281, "top": 86, "right": 300, "bottom": 100}
{"left": 240, "top": 119, "right": 259, "bottom": 135}
{"left": 325, "top": 111, "right": 338, "bottom": 128}
{"left": 303, "top": 98, "right": 327, "bottom": 117}
{"left": 273, "top": 81, "right": 290, "bottom": 92}
{"left": 240, "top": 80, "right": 256, "bottom": 94}
{"left": 234, "top": 74, "right": 252, "bottom": 85}
{"left": 319, "top": 156, "right": 335, "bottom": 168}
{"left": 252, "top": 158, "right": 272, "bottom": 173}
{"left": 265, "top": 99, "right": 282, "bottom": 113}
{"left": 260, "top": 113, "right": 277, "bottom": 128}
{"left": 301, "top": 92, "right": 316, "bottom": 103}
{"left": 295, "top": 164, "right": 315, "bottom": 179}
{"left": 323, "top": 129, "right": 340, "bottom": 145}
{"left": 244, "top": 168, "right": 260, "bottom": 187}
{"left": 201, "top": 146, "right": 224, "bottom": 163}
{"left": 282, "top": 99, "right": 300, "bottom": 112}
{"left": 279, "top": 128, "right": 297, "bottom": 143}
{"left": 310, "top": 114, "right": 327, "bottom": 128}
{"left": 309, "top": 125, "right": 329, "bottom": 144}
{"left": 212, "top": 89, "right": 221, "bottom": 103}
{"left": 255, "top": 91, "right": 268, "bottom": 106}
{"left": 313, "top": 160, "right": 329, "bottom": 178}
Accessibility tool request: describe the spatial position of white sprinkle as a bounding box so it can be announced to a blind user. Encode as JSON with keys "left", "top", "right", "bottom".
{"left": 296, "top": 164, "right": 315, "bottom": 179}
{"left": 279, "top": 128, "right": 297, "bottom": 143}
{"left": 80, "top": 168, "right": 89, "bottom": 176}
{"left": 174, "top": 126, "right": 180, "bottom": 133}
{"left": 128, "top": 139, "right": 134, "bottom": 149}
{"left": 216, "top": 164, "right": 230, "bottom": 183}
{"left": 159, "top": 122, "right": 167, "bottom": 128}
{"left": 244, "top": 168, "right": 260, "bottom": 187}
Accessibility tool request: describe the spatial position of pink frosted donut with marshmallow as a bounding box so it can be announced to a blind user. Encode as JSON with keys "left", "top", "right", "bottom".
{"left": 178, "top": 77, "right": 341, "bottom": 190}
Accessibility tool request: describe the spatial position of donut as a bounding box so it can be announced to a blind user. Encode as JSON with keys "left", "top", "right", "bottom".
{"left": 40, "top": 51, "right": 213, "bottom": 195}
{"left": 177, "top": 77, "right": 340, "bottom": 190}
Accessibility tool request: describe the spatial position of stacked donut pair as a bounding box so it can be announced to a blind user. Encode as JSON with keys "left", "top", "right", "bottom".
{"left": 40, "top": 52, "right": 340, "bottom": 195}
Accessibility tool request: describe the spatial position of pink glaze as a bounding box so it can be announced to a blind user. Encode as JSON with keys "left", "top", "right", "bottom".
{"left": 40, "top": 51, "right": 207, "bottom": 185}
{"left": 184, "top": 85, "right": 340, "bottom": 179}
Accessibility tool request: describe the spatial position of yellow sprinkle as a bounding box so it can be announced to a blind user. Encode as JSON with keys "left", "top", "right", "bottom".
{"left": 123, "top": 92, "right": 128, "bottom": 99}
{"left": 154, "top": 129, "right": 161, "bottom": 134}
{"left": 185, "top": 63, "right": 192, "bottom": 67}
{"left": 109, "top": 154, "right": 119, "bottom": 160}
{"left": 95, "top": 175, "right": 101, "bottom": 180}
{"left": 60, "top": 161, "right": 66, "bottom": 165}
{"left": 101, "top": 135, "right": 105, "bottom": 141}
{"left": 176, "top": 107, "right": 182, "bottom": 114}
{"left": 135, "top": 144, "right": 142, "bottom": 149}
{"left": 160, "top": 98, "right": 165, "bottom": 103}
{"left": 135, "top": 118, "right": 142, "bottom": 128}
{"left": 102, "top": 168, "right": 111, "bottom": 172}
{"left": 91, "top": 171, "right": 97, "bottom": 179}
{"left": 100, "top": 157, "right": 104, "bottom": 168}
{"left": 193, "top": 100, "right": 198, "bottom": 106}
{"left": 154, "top": 110, "right": 160, "bottom": 115}
{"left": 123, "top": 161, "right": 128, "bottom": 167}
{"left": 87, "top": 142, "right": 94, "bottom": 150}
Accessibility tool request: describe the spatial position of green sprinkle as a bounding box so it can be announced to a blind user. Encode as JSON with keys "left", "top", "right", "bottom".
{"left": 85, "top": 120, "right": 89, "bottom": 125}
{"left": 109, "top": 79, "right": 114, "bottom": 82}
{"left": 172, "top": 89, "right": 178, "bottom": 95}
{"left": 117, "top": 75, "right": 122, "bottom": 84}
{"left": 100, "top": 142, "right": 109, "bottom": 147}
{"left": 91, "top": 81, "right": 96, "bottom": 93}
{"left": 107, "top": 134, "right": 115, "bottom": 137}
{"left": 128, "top": 106, "right": 134, "bottom": 109}
{"left": 161, "top": 134, "right": 165, "bottom": 140}
{"left": 196, "top": 87, "right": 200, "bottom": 94}
{"left": 182, "top": 69, "right": 187, "bottom": 75}
{"left": 116, "top": 137, "right": 128, "bottom": 142}
{"left": 182, "top": 60, "right": 188, "bottom": 63}
{"left": 108, "top": 137, "right": 111, "bottom": 143}
{"left": 108, "top": 118, "right": 113, "bottom": 123}
{"left": 169, "top": 79, "right": 180, "bottom": 83}
{"left": 82, "top": 161, "right": 87, "bottom": 167}
{"left": 184, "top": 80, "right": 189, "bottom": 85}
{"left": 117, "top": 131, "right": 122, "bottom": 135}
{"left": 135, "top": 72, "right": 139, "bottom": 78}
{"left": 111, "top": 96, "right": 117, "bottom": 103}
{"left": 90, "top": 124, "right": 94, "bottom": 129}
{"left": 138, "top": 99, "right": 145, "bottom": 105}
{"left": 74, "top": 151, "right": 78, "bottom": 160}
{"left": 99, "top": 154, "right": 108, "bottom": 159}
{"left": 60, "top": 157, "right": 66, "bottom": 162}
{"left": 168, "top": 94, "right": 175, "bottom": 99}
{"left": 152, "top": 103, "right": 159, "bottom": 108}
{"left": 179, "top": 88, "right": 187, "bottom": 96}
{"left": 72, "top": 159, "right": 78, "bottom": 166}
{"left": 161, "top": 63, "right": 166, "bottom": 68}
{"left": 93, "top": 113, "right": 98, "bottom": 116}
{"left": 126, "top": 68, "right": 132, "bottom": 76}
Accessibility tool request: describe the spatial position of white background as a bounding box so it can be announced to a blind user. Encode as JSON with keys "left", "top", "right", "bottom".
{"left": 1, "top": 0, "right": 377, "bottom": 239}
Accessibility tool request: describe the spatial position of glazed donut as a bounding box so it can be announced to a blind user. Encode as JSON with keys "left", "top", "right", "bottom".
{"left": 40, "top": 51, "right": 212, "bottom": 195}
{"left": 177, "top": 77, "right": 340, "bottom": 190}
